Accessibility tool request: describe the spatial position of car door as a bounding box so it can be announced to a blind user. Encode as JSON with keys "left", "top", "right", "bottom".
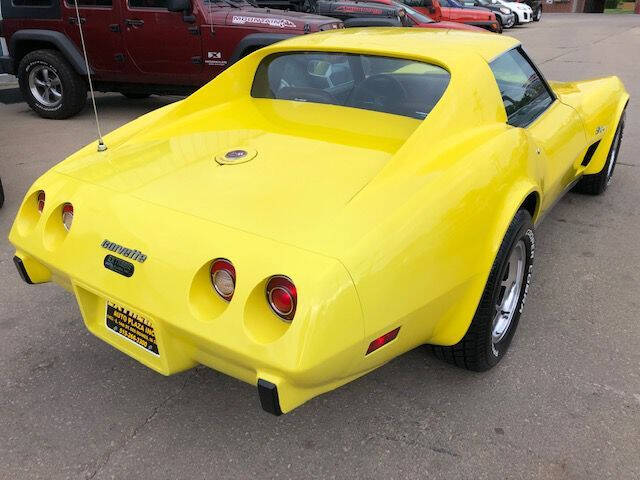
{"left": 63, "top": 0, "right": 124, "bottom": 77}
{"left": 121, "top": 0, "right": 202, "bottom": 84}
{"left": 490, "top": 46, "right": 587, "bottom": 215}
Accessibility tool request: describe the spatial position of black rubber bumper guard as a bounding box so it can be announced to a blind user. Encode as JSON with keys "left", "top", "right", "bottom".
{"left": 257, "top": 379, "right": 282, "bottom": 416}
{"left": 13, "top": 256, "right": 34, "bottom": 284}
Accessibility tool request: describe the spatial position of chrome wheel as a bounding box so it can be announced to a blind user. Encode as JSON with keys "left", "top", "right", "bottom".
{"left": 29, "top": 65, "right": 63, "bottom": 108}
{"left": 492, "top": 240, "right": 526, "bottom": 346}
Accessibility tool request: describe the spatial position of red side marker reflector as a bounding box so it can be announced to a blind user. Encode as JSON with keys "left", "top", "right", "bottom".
{"left": 366, "top": 327, "right": 401, "bottom": 355}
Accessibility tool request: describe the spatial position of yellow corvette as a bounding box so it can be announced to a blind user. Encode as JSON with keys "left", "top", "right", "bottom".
{"left": 9, "top": 28, "right": 628, "bottom": 415}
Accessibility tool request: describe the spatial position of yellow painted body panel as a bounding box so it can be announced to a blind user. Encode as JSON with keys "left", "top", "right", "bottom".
{"left": 9, "top": 29, "right": 629, "bottom": 413}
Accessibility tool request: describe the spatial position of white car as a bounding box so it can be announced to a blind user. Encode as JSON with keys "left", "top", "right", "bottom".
{"left": 494, "top": 0, "right": 533, "bottom": 23}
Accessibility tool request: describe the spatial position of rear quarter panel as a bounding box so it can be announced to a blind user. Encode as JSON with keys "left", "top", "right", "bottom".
{"left": 329, "top": 56, "right": 542, "bottom": 371}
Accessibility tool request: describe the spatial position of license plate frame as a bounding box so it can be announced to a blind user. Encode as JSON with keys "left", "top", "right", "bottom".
{"left": 105, "top": 301, "right": 159, "bottom": 356}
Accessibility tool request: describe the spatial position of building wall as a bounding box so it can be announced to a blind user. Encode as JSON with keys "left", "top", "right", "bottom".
{"left": 541, "top": 0, "right": 586, "bottom": 12}
{"left": 542, "top": 0, "right": 575, "bottom": 12}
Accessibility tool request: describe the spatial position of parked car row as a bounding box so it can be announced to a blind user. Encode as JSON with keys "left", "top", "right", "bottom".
{"left": 404, "top": 0, "right": 541, "bottom": 30}
{"left": 0, "top": 0, "right": 540, "bottom": 120}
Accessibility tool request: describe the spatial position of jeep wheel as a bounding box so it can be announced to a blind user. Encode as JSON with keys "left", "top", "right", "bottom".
{"left": 431, "top": 210, "right": 534, "bottom": 371}
{"left": 18, "top": 50, "right": 87, "bottom": 120}
{"left": 533, "top": 7, "right": 542, "bottom": 21}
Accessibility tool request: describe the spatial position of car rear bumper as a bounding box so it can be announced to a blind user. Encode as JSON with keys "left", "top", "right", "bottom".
{"left": 12, "top": 246, "right": 367, "bottom": 414}
{"left": 9, "top": 174, "right": 369, "bottom": 414}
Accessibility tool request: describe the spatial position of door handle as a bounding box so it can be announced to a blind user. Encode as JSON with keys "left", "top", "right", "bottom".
{"left": 68, "top": 16, "right": 86, "bottom": 25}
{"left": 125, "top": 19, "right": 145, "bottom": 27}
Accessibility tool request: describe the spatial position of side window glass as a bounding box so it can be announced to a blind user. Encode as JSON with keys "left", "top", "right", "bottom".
{"left": 12, "top": 0, "right": 53, "bottom": 4}
{"left": 128, "top": 0, "right": 167, "bottom": 8}
{"left": 490, "top": 47, "right": 553, "bottom": 127}
{"left": 66, "top": 0, "right": 112, "bottom": 5}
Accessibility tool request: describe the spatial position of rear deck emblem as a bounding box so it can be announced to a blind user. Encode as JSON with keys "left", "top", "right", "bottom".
{"left": 101, "top": 239, "right": 147, "bottom": 263}
{"left": 215, "top": 148, "right": 257, "bottom": 165}
{"left": 225, "top": 149, "right": 248, "bottom": 159}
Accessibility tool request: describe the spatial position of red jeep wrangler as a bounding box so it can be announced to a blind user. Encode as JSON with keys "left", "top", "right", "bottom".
{"left": 0, "top": 0, "right": 342, "bottom": 118}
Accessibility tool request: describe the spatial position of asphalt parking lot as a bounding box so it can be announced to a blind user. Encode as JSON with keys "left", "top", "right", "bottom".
{"left": 1, "top": 14, "right": 639, "bottom": 480}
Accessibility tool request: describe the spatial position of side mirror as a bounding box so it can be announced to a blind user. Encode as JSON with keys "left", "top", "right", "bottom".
{"left": 167, "top": 0, "right": 191, "bottom": 12}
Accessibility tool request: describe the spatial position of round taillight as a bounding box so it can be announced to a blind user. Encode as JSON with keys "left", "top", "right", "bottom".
{"left": 62, "top": 203, "right": 73, "bottom": 231}
{"left": 210, "top": 258, "right": 236, "bottom": 301}
{"left": 37, "top": 191, "right": 46, "bottom": 213}
{"left": 266, "top": 276, "right": 297, "bottom": 322}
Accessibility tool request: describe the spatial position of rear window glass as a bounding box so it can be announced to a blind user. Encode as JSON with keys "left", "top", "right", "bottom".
{"left": 251, "top": 52, "right": 450, "bottom": 120}
{"left": 128, "top": 0, "right": 166, "bottom": 7}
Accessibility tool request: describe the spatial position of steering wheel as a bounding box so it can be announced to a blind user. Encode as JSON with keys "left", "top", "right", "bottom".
{"left": 347, "top": 74, "right": 409, "bottom": 113}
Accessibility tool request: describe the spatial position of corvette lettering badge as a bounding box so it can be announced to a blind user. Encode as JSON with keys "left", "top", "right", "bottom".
{"left": 101, "top": 239, "right": 147, "bottom": 263}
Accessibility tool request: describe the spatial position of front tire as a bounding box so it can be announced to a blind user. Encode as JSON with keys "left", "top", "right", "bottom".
{"left": 431, "top": 210, "right": 534, "bottom": 371}
{"left": 574, "top": 110, "right": 625, "bottom": 195}
{"left": 504, "top": 16, "right": 515, "bottom": 28}
{"left": 18, "top": 49, "right": 87, "bottom": 119}
{"left": 534, "top": 6, "right": 542, "bottom": 21}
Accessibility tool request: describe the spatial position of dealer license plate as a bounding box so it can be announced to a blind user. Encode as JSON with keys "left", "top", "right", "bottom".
{"left": 105, "top": 301, "right": 159, "bottom": 356}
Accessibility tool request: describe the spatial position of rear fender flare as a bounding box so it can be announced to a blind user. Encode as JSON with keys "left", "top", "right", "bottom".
{"left": 9, "top": 29, "right": 92, "bottom": 75}
{"left": 429, "top": 182, "right": 540, "bottom": 346}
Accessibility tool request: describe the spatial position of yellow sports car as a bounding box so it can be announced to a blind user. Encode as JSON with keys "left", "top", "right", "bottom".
{"left": 9, "top": 29, "right": 628, "bottom": 415}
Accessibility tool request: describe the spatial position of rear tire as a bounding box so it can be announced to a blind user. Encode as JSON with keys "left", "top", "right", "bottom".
{"left": 431, "top": 210, "right": 534, "bottom": 371}
{"left": 18, "top": 49, "right": 87, "bottom": 119}
{"left": 0, "top": 177, "right": 4, "bottom": 209}
{"left": 573, "top": 110, "right": 625, "bottom": 196}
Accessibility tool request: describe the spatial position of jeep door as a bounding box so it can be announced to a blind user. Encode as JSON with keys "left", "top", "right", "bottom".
{"left": 120, "top": 0, "right": 202, "bottom": 84}
{"left": 63, "top": 0, "right": 125, "bottom": 77}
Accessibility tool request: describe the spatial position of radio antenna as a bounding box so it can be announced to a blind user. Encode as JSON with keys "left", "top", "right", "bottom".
{"left": 72, "top": 1, "right": 107, "bottom": 152}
